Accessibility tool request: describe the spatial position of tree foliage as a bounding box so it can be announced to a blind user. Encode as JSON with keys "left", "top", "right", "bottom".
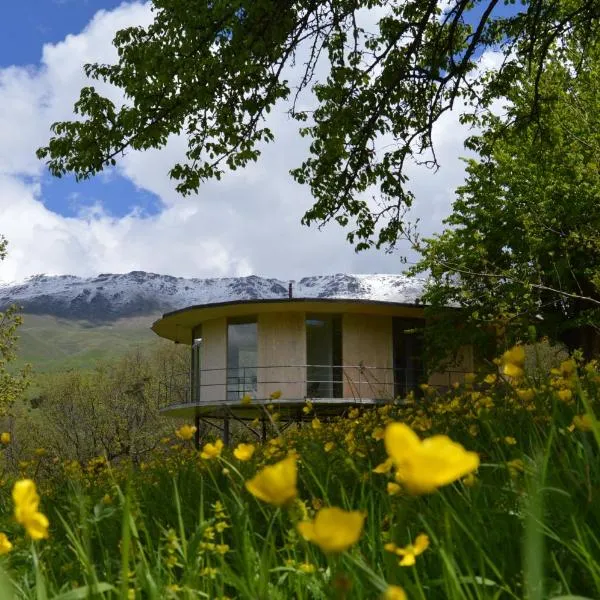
{"left": 37, "top": 0, "right": 600, "bottom": 249}
{"left": 413, "top": 40, "right": 600, "bottom": 361}
{"left": 0, "top": 237, "right": 29, "bottom": 414}
{"left": 12, "top": 343, "right": 188, "bottom": 467}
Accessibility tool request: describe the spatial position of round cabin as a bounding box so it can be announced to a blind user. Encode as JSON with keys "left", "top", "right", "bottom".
{"left": 152, "top": 295, "right": 473, "bottom": 425}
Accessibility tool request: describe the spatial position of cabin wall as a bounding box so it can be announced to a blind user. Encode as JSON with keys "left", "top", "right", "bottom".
{"left": 257, "top": 312, "right": 306, "bottom": 399}
{"left": 200, "top": 317, "right": 227, "bottom": 403}
{"left": 342, "top": 314, "right": 394, "bottom": 399}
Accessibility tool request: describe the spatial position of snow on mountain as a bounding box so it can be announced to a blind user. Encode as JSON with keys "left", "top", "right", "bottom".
{"left": 0, "top": 272, "right": 425, "bottom": 321}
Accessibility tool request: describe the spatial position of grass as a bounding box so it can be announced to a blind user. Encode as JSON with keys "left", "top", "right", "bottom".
{"left": 0, "top": 351, "right": 598, "bottom": 599}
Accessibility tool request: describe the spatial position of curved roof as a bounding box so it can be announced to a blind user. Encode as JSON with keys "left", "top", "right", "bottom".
{"left": 152, "top": 296, "right": 426, "bottom": 344}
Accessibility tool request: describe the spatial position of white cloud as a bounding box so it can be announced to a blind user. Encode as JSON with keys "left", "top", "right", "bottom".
{"left": 0, "top": 2, "right": 479, "bottom": 283}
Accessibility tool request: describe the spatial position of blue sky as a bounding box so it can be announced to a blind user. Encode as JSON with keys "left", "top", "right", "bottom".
{"left": 0, "top": 0, "right": 124, "bottom": 68}
{"left": 0, "top": 0, "right": 162, "bottom": 219}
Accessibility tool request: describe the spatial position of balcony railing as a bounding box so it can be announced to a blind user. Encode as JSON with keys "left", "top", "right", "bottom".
{"left": 158, "top": 364, "right": 469, "bottom": 410}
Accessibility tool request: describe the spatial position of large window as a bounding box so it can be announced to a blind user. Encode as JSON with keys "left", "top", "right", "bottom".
{"left": 393, "top": 318, "right": 425, "bottom": 398}
{"left": 191, "top": 325, "right": 203, "bottom": 403}
{"left": 227, "top": 318, "right": 257, "bottom": 401}
{"left": 306, "top": 314, "right": 342, "bottom": 398}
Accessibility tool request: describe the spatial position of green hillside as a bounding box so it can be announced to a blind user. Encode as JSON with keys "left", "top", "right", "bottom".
{"left": 13, "top": 313, "right": 168, "bottom": 373}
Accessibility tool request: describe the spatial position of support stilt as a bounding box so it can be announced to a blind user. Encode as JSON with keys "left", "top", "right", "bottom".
{"left": 223, "top": 417, "right": 230, "bottom": 446}
{"left": 194, "top": 414, "right": 201, "bottom": 450}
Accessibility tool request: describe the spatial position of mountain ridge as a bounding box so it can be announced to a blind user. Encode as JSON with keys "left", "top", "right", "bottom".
{"left": 0, "top": 272, "right": 425, "bottom": 322}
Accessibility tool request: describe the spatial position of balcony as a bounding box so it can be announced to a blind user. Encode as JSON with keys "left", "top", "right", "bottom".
{"left": 158, "top": 364, "right": 468, "bottom": 419}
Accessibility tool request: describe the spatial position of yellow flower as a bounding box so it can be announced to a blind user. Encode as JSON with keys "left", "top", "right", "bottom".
{"left": 245, "top": 455, "right": 297, "bottom": 506}
{"left": 484, "top": 373, "right": 497, "bottom": 385}
{"left": 572, "top": 414, "right": 594, "bottom": 432}
{"left": 371, "top": 427, "right": 385, "bottom": 441}
{"left": 233, "top": 443, "right": 255, "bottom": 461}
{"left": 504, "top": 436, "right": 517, "bottom": 446}
{"left": 298, "top": 562, "right": 316, "bottom": 574}
{"left": 324, "top": 441, "right": 335, "bottom": 453}
{"left": 502, "top": 345, "right": 526, "bottom": 366}
{"left": 12, "top": 480, "right": 49, "bottom": 540}
{"left": 269, "top": 390, "right": 282, "bottom": 400}
{"left": 462, "top": 472, "right": 477, "bottom": 487}
{"left": 501, "top": 345, "right": 526, "bottom": 379}
{"left": 311, "top": 418, "right": 322, "bottom": 430}
{"left": 383, "top": 585, "right": 407, "bottom": 600}
{"left": 297, "top": 507, "right": 365, "bottom": 553}
{"left": 557, "top": 389, "right": 573, "bottom": 403}
{"left": 0, "top": 533, "right": 12, "bottom": 555}
{"left": 200, "top": 439, "right": 224, "bottom": 460}
{"left": 384, "top": 423, "right": 479, "bottom": 494}
{"left": 0, "top": 432, "right": 10, "bottom": 445}
{"left": 516, "top": 388, "right": 535, "bottom": 402}
{"left": 302, "top": 400, "right": 313, "bottom": 414}
{"left": 387, "top": 482, "right": 402, "bottom": 496}
{"left": 348, "top": 408, "right": 360, "bottom": 419}
{"left": 464, "top": 372, "right": 476, "bottom": 384}
{"left": 560, "top": 359, "right": 577, "bottom": 377}
{"left": 215, "top": 543, "right": 230, "bottom": 554}
{"left": 175, "top": 424, "right": 197, "bottom": 441}
{"left": 373, "top": 457, "right": 393, "bottom": 474}
{"left": 503, "top": 363, "right": 524, "bottom": 379}
{"left": 240, "top": 393, "right": 253, "bottom": 405}
{"left": 395, "top": 533, "right": 429, "bottom": 566}
{"left": 507, "top": 458, "right": 525, "bottom": 478}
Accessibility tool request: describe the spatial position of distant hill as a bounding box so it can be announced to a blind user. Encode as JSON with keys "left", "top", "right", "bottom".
{"left": 1, "top": 271, "right": 424, "bottom": 372}
{"left": 13, "top": 314, "right": 162, "bottom": 372}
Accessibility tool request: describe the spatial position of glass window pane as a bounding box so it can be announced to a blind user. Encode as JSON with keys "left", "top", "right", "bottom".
{"left": 227, "top": 320, "right": 257, "bottom": 401}
{"left": 393, "top": 318, "right": 425, "bottom": 398}
{"left": 191, "top": 328, "right": 202, "bottom": 403}
{"left": 306, "top": 314, "right": 342, "bottom": 398}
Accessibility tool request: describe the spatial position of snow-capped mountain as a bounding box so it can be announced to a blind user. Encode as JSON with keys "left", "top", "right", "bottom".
{"left": 0, "top": 272, "right": 425, "bottom": 321}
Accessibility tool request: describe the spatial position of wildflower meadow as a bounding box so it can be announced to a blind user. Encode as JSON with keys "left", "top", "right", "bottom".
{"left": 0, "top": 346, "right": 598, "bottom": 599}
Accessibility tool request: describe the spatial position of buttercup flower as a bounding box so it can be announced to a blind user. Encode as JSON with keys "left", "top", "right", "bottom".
{"left": 384, "top": 423, "right": 479, "bottom": 494}
{"left": 395, "top": 534, "right": 429, "bottom": 566}
{"left": 557, "top": 389, "right": 573, "bottom": 403}
{"left": 201, "top": 439, "right": 224, "bottom": 460}
{"left": 0, "top": 533, "right": 12, "bottom": 555}
{"left": 0, "top": 432, "right": 10, "bottom": 445}
{"left": 387, "top": 482, "right": 402, "bottom": 496}
{"left": 240, "top": 393, "right": 253, "bottom": 405}
{"left": 501, "top": 345, "right": 526, "bottom": 379}
{"left": 297, "top": 507, "right": 365, "bottom": 553}
{"left": 383, "top": 585, "right": 407, "bottom": 600}
{"left": 373, "top": 458, "right": 393, "bottom": 474}
{"left": 12, "top": 479, "right": 49, "bottom": 540}
{"left": 245, "top": 455, "right": 297, "bottom": 506}
{"left": 571, "top": 414, "right": 594, "bottom": 432}
{"left": 269, "top": 390, "right": 282, "bottom": 400}
{"left": 175, "top": 424, "right": 197, "bottom": 441}
{"left": 233, "top": 443, "right": 255, "bottom": 461}
{"left": 311, "top": 418, "right": 322, "bottom": 430}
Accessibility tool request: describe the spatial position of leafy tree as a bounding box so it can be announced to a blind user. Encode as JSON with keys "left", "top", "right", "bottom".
{"left": 0, "top": 236, "right": 29, "bottom": 414}
{"left": 412, "top": 40, "right": 600, "bottom": 361}
{"left": 19, "top": 343, "right": 187, "bottom": 465}
{"left": 36, "top": 0, "right": 600, "bottom": 249}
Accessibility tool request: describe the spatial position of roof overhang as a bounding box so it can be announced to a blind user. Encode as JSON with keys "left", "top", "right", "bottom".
{"left": 151, "top": 297, "right": 427, "bottom": 344}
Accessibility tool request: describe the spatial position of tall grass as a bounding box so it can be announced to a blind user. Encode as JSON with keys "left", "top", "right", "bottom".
{"left": 0, "top": 352, "right": 598, "bottom": 599}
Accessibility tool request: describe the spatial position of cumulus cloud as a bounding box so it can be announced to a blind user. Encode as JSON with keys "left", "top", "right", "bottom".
{"left": 0, "top": 2, "right": 478, "bottom": 283}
